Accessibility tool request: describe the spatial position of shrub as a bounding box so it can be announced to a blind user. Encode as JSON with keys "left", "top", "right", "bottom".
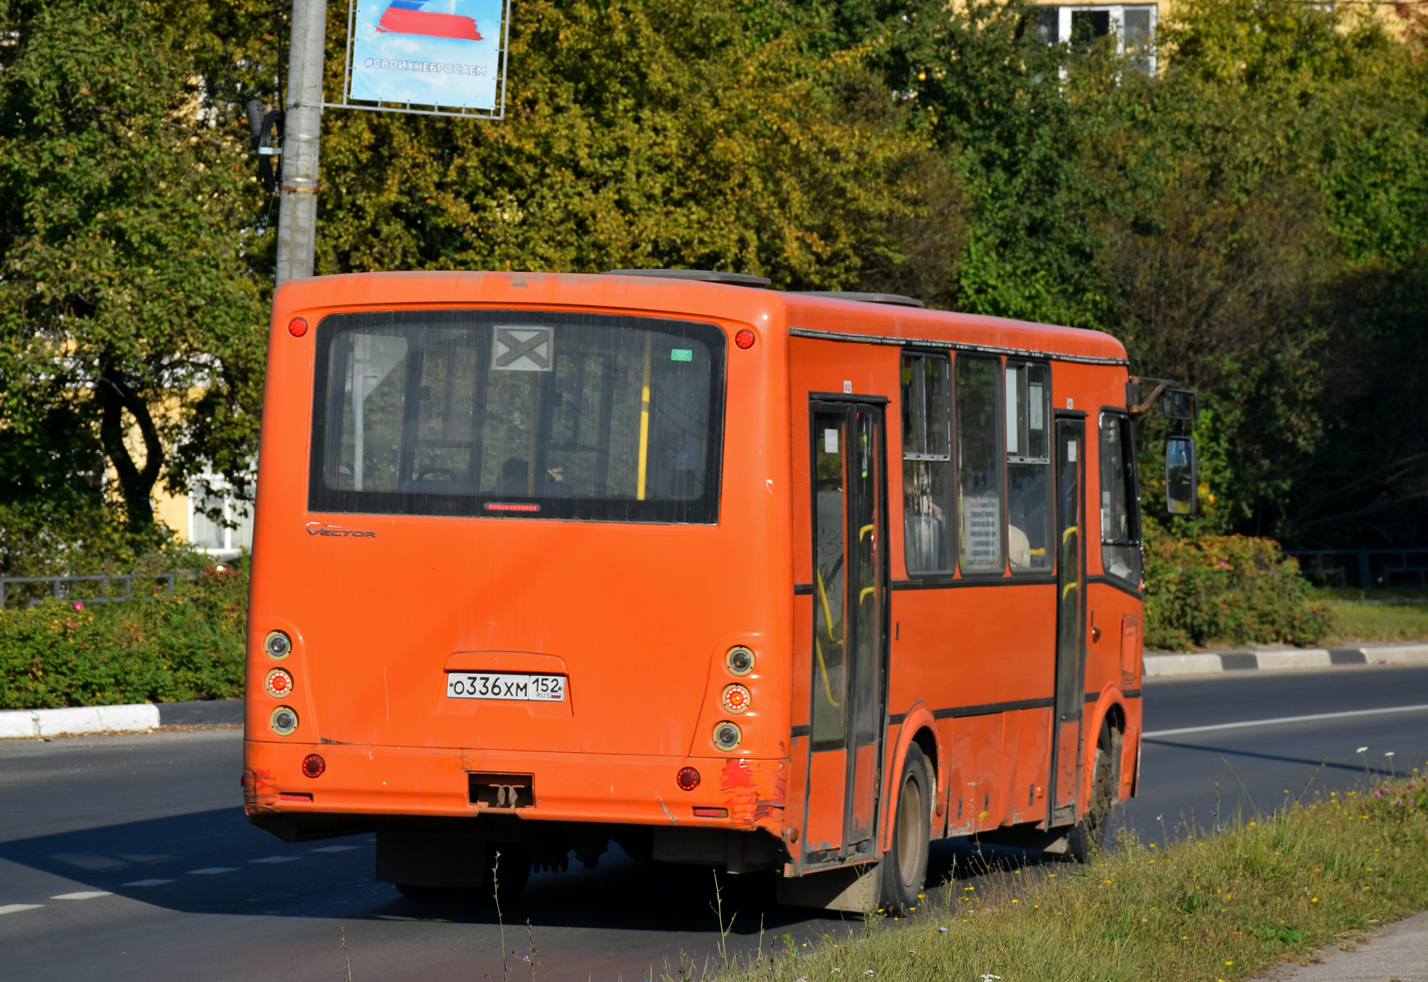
{"left": 1143, "top": 521, "right": 1329, "bottom": 650}
{"left": 0, "top": 564, "right": 247, "bottom": 709}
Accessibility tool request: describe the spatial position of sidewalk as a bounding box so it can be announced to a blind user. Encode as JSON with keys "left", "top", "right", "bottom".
{"left": 0, "top": 698, "right": 241, "bottom": 738}
{"left": 1255, "top": 909, "right": 1428, "bottom": 981}
{"left": 1144, "top": 642, "right": 1428, "bottom": 678}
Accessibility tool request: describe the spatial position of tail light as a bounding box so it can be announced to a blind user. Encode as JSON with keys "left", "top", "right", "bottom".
{"left": 713, "top": 721, "right": 742, "bottom": 752}
{"left": 301, "top": 754, "right": 326, "bottom": 778}
{"left": 270, "top": 706, "right": 299, "bottom": 736}
{"left": 264, "top": 668, "right": 294, "bottom": 698}
{"left": 676, "top": 766, "right": 701, "bottom": 791}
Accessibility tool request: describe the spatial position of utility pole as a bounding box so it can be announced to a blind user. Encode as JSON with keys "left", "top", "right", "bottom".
{"left": 275, "top": 0, "right": 328, "bottom": 286}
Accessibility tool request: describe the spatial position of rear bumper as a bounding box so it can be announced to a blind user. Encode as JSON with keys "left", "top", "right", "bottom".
{"left": 242, "top": 740, "right": 788, "bottom": 833}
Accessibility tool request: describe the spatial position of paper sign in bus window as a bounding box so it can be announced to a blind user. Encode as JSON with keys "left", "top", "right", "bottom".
{"left": 963, "top": 494, "right": 1002, "bottom": 569}
{"left": 493, "top": 327, "right": 553, "bottom": 372}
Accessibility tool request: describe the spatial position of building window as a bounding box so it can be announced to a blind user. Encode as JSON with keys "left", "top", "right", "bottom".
{"left": 1031, "top": 5, "right": 1157, "bottom": 74}
{"left": 901, "top": 352, "right": 953, "bottom": 575}
{"left": 189, "top": 477, "right": 254, "bottom": 557}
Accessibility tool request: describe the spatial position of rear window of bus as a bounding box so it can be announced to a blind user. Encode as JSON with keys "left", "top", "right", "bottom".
{"left": 308, "top": 310, "right": 726, "bottom": 524}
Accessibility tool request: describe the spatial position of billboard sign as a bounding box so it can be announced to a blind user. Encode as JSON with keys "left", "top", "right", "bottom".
{"left": 335, "top": 0, "right": 509, "bottom": 118}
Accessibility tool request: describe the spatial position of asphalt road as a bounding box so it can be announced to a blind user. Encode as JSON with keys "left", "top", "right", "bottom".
{"left": 3, "top": 663, "right": 1427, "bottom": 982}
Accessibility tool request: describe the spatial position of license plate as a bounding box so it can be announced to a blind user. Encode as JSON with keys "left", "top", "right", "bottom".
{"left": 445, "top": 672, "right": 566, "bottom": 702}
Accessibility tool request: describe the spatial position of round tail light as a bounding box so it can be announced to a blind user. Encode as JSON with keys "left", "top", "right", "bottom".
{"left": 270, "top": 706, "right": 299, "bottom": 735}
{"left": 264, "top": 668, "right": 294, "bottom": 698}
{"left": 301, "top": 754, "right": 326, "bottom": 778}
{"left": 734, "top": 329, "right": 755, "bottom": 350}
{"left": 713, "top": 721, "right": 742, "bottom": 752}
{"left": 721, "top": 684, "right": 751, "bottom": 714}
{"left": 726, "top": 646, "right": 755, "bottom": 676}
{"left": 288, "top": 317, "right": 309, "bottom": 337}
{"left": 264, "top": 631, "right": 291, "bottom": 659}
{"left": 676, "top": 766, "right": 701, "bottom": 791}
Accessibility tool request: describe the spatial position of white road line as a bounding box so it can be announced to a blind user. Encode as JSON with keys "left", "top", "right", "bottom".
{"left": 50, "top": 891, "right": 113, "bottom": 901}
{"left": 122, "top": 879, "right": 175, "bottom": 887}
{"left": 309, "top": 845, "right": 359, "bottom": 853}
{"left": 186, "top": 867, "right": 239, "bottom": 875}
{"left": 250, "top": 856, "right": 300, "bottom": 864}
{"left": 1144, "top": 702, "right": 1428, "bottom": 738}
{"left": 0, "top": 904, "right": 44, "bottom": 916}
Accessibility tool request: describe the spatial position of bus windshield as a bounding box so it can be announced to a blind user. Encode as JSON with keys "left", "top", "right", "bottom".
{"left": 308, "top": 310, "right": 726, "bottom": 523}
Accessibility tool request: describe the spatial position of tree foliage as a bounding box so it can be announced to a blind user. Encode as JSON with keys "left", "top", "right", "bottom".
{"left": 0, "top": 0, "right": 270, "bottom": 529}
{"left": 2, "top": 0, "right": 1427, "bottom": 561}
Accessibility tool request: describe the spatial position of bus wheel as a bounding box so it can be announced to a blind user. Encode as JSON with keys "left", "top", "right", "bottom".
{"left": 1067, "top": 724, "right": 1116, "bottom": 863}
{"left": 879, "top": 745, "right": 931, "bottom": 912}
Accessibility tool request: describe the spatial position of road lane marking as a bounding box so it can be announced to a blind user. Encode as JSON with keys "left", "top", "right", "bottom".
{"left": 0, "top": 904, "right": 44, "bottom": 916}
{"left": 250, "top": 856, "right": 300, "bottom": 864}
{"left": 1144, "top": 702, "right": 1428, "bottom": 738}
{"left": 309, "top": 845, "right": 359, "bottom": 853}
{"left": 187, "top": 867, "right": 239, "bottom": 875}
{"left": 122, "top": 879, "right": 175, "bottom": 887}
{"left": 50, "top": 890, "right": 113, "bottom": 900}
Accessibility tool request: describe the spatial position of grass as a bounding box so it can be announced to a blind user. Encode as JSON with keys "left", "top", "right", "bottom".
{"left": 1317, "top": 589, "right": 1428, "bottom": 643}
{"left": 706, "top": 765, "right": 1428, "bottom": 982}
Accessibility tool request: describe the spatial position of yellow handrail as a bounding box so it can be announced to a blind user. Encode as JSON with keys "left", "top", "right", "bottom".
{"left": 636, "top": 334, "right": 653, "bottom": 500}
{"left": 814, "top": 637, "right": 842, "bottom": 709}
{"left": 815, "top": 570, "right": 843, "bottom": 645}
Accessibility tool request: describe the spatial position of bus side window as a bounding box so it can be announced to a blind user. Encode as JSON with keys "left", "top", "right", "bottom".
{"left": 900, "top": 352, "right": 952, "bottom": 575}
{"left": 1005, "top": 362, "right": 1052, "bottom": 572}
{"left": 955, "top": 355, "right": 1004, "bottom": 574}
{"left": 1099, "top": 411, "right": 1143, "bottom": 585}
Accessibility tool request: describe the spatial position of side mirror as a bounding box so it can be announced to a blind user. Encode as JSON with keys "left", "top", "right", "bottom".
{"left": 1158, "top": 388, "right": 1198, "bottom": 420}
{"left": 1165, "top": 436, "right": 1197, "bottom": 515}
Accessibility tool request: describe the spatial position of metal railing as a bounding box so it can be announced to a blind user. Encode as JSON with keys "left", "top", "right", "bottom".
{"left": 0, "top": 572, "right": 200, "bottom": 610}
{"left": 1286, "top": 549, "right": 1428, "bottom": 590}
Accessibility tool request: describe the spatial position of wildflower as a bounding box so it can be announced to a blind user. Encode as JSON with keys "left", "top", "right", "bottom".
{"left": 1357, "top": 747, "right": 1368, "bottom": 754}
{"left": 72, "top": 601, "right": 84, "bottom": 611}
{"left": 938, "top": 927, "right": 948, "bottom": 933}
{"left": 1312, "top": 897, "right": 1319, "bottom": 903}
{"left": 865, "top": 971, "right": 874, "bottom": 977}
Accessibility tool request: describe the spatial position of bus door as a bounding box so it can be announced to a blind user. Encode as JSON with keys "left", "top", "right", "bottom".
{"left": 1049, "top": 414, "right": 1087, "bottom": 826}
{"left": 805, "top": 401, "right": 889, "bottom": 863}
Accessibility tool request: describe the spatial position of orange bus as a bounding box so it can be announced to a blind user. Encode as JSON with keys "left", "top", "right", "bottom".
{"left": 242, "top": 269, "right": 1195, "bottom": 910}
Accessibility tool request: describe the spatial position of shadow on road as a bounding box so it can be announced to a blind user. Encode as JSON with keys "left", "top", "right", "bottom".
{"left": 0, "top": 803, "right": 1068, "bottom": 935}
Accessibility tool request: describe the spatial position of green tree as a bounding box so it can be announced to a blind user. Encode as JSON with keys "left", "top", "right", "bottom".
{"left": 311, "top": 0, "right": 934, "bottom": 289}
{"left": 0, "top": 0, "right": 270, "bottom": 531}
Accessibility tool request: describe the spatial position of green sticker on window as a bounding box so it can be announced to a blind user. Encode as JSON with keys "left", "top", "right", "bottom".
{"left": 670, "top": 349, "right": 693, "bottom": 362}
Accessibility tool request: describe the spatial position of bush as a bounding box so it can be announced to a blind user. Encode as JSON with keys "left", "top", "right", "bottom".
{"left": 0, "top": 564, "right": 247, "bottom": 709}
{"left": 1143, "top": 521, "right": 1329, "bottom": 650}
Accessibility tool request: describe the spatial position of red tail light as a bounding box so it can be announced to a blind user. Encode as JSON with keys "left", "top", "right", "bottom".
{"left": 301, "top": 754, "right": 326, "bottom": 778}
{"left": 676, "top": 766, "right": 701, "bottom": 791}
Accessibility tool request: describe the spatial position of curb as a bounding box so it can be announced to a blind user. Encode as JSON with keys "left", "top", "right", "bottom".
{"left": 0, "top": 698, "right": 243, "bottom": 739}
{"left": 1145, "top": 643, "right": 1428, "bottom": 678}
{"left": 5, "top": 644, "right": 1428, "bottom": 736}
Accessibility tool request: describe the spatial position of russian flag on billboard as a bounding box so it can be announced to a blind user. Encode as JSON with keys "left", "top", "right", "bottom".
{"left": 377, "top": 0, "right": 482, "bottom": 41}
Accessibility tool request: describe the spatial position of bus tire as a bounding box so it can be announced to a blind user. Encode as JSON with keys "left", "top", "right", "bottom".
{"left": 1066, "top": 723, "right": 1116, "bottom": 863}
{"left": 879, "top": 744, "right": 931, "bottom": 912}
